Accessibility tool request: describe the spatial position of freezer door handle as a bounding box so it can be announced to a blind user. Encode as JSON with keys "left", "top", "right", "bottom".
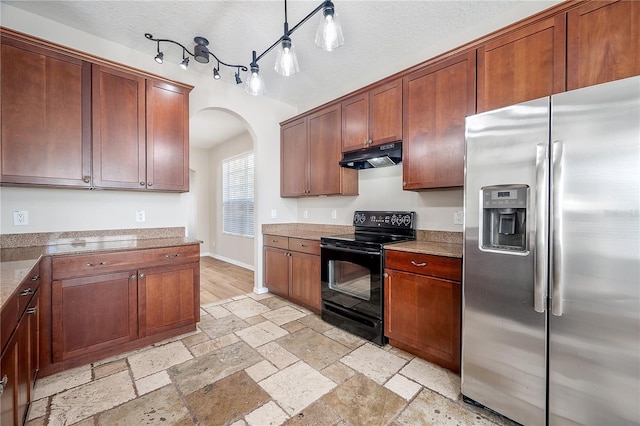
{"left": 534, "top": 142, "right": 548, "bottom": 313}
{"left": 551, "top": 140, "right": 564, "bottom": 316}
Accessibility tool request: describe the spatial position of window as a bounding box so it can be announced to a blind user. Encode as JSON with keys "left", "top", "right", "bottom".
{"left": 222, "top": 151, "right": 254, "bottom": 237}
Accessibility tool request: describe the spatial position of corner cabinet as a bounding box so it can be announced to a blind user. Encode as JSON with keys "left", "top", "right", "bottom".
{"left": 42, "top": 244, "right": 200, "bottom": 376}
{"left": 281, "top": 104, "right": 357, "bottom": 197}
{"left": 341, "top": 79, "right": 403, "bottom": 152}
{"left": 384, "top": 250, "right": 461, "bottom": 373}
{"left": 402, "top": 51, "right": 476, "bottom": 190}
{"left": 0, "top": 34, "right": 92, "bottom": 188}
{"left": 263, "top": 235, "right": 321, "bottom": 313}
{"left": 0, "top": 29, "right": 192, "bottom": 192}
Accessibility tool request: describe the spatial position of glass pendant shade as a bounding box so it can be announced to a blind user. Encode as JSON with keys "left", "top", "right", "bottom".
{"left": 245, "top": 66, "right": 266, "bottom": 96}
{"left": 275, "top": 37, "right": 299, "bottom": 76}
{"left": 315, "top": 6, "right": 344, "bottom": 51}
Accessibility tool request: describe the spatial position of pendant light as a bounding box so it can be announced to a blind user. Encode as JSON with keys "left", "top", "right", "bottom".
{"left": 245, "top": 51, "right": 266, "bottom": 96}
{"left": 315, "top": 1, "right": 344, "bottom": 52}
{"left": 274, "top": 0, "right": 300, "bottom": 76}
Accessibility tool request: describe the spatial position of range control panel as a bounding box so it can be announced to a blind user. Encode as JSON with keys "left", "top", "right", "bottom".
{"left": 353, "top": 211, "right": 416, "bottom": 229}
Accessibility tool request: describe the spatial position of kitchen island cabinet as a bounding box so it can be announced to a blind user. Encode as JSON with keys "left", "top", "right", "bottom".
{"left": 384, "top": 250, "right": 461, "bottom": 373}
{"left": 263, "top": 234, "right": 321, "bottom": 312}
{"left": 0, "top": 263, "right": 40, "bottom": 426}
{"left": 281, "top": 104, "right": 357, "bottom": 197}
{"left": 341, "top": 79, "right": 403, "bottom": 153}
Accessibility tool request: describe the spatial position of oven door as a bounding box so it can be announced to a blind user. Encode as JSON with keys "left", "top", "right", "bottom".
{"left": 320, "top": 244, "right": 383, "bottom": 319}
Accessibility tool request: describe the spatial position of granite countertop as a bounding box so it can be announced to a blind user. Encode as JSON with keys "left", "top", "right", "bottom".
{"left": 262, "top": 223, "right": 463, "bottom": 258}
{"left": 1, "top": 228, "right": 201, "bottom": 309}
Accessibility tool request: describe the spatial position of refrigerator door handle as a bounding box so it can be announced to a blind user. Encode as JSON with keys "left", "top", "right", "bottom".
{"left": 551, "top": 140, "right": 564, "bottom": 316}
{"left": 534, "top": 142, "right": 548, "bottom": 313}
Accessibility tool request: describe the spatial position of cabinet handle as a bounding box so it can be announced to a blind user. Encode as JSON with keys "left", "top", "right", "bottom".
{"left": 147, "top": 182, "right": 153, "bottom": 187}
{"left": 86, "top": 261, "right": 107, "bottom": 267}
{"left": 410, "top": 260, "right": 427, "bottom": 267}
{"left": 83, "top": 176, "right": 91, "bottom": 184}
{"left": 165, "top": 254, "right": 180, "bottom": 258}
{"left": 384, "top": 273, "right": 388, "bottom": 278}
{"left": 402, "top": 182, "right": 407, "bottom": 187}
{"left": 300, "top": 244, "right": 308, "bottom": 247}
{"left": 0, "top": 375, "right": 7, "bottom": 396}
{"left": 31, "top": 274, "right": 41, "bottom": 281}
{"left": 140, "top": 181, "right": 146, "bottom": 186}
{"left": 130, "top": 274, "right": 137, "bottom": 280}
{"left": 272, "top": 239, "right": 279, "bottom": 243}
{"left": 20, "top": 288, "right": 34, "bottom": 297}
{"left": 27, "top": 307, "right": 37, "bottom": 315}
{"left": 139, "top": 273, "right": 145, "bottom": 279}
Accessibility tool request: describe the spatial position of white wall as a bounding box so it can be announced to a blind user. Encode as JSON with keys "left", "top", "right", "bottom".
{"left": 189, "top": 147, "right": 211, "bottom": 253}
{"left": 208, "top": 132, "right": 254, "bottom": 270}
{"left": 296, "top": 166, "right": 463, "bottom": 231}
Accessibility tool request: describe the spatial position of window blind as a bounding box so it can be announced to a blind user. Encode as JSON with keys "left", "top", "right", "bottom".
{"left": 222, "top": 151, "right": 254, "bottom": 237}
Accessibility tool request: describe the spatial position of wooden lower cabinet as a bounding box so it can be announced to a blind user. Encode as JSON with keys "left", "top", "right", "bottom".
{"left": 263, "top": 235, "right": 321, "bottom": 313}
{"left": 138, "top": 262, "right": 199, "bottom": 338}
{"left": 384, "top": 251, "right": 461, "bottom": 373}
{"left": 52, "top": 271, "right": 138, "bottom": 362}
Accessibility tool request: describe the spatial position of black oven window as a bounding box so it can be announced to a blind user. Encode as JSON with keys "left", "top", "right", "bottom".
{"left": 327, "top": 260, "right": 371, "bottom": 300}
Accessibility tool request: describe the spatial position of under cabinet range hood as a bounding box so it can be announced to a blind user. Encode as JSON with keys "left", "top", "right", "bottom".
{"left": 339, "top": 142, "right": 402, "bottom": 169}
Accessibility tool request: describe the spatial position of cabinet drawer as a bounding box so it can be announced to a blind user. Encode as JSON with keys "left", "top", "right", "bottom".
{"left": 385, "top": 250, "right": 461, "bottom": 281}
{"left": 264, "top": 234, "right": 289, "bottom": 250}
{"left": 288, "top": 238, "right": 320, "bottom": 256}
{"left": 1, "top": 262, "right": 41, "bottom": 354}
{"left": 52, "top": 245, "right": 200, "bottom": 279}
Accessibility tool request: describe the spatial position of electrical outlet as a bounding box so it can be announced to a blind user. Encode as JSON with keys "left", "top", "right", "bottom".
{"left": 136, "top": 210, "right": 146, "bottom": 222}
{"left": 331, "top": 209, "right": 337, "bottom": 219}
{"left": 454, "top": 210, "right": 464, "bottom": 225}
{"left": 303, "top": 209, "right": 308, "bottom": 219}
{"left": 13, "top": 210, "right": 28, "bottom": 226}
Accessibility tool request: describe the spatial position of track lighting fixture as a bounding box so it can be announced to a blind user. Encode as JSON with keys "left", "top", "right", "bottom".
{"left": 145, "top": 33, "right": 247, "bottom": 84}
{"left": 145, "top": 0, "right": 343, "bottom": 95}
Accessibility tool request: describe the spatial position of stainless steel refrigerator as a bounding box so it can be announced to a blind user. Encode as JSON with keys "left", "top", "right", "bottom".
{"left": 462, "top": 76, "right": 640, "bottom": 426}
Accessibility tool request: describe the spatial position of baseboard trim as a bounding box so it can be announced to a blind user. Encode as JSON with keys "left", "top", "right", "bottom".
{"left": 201, "top": 254, "right": 254, "bottom": 271}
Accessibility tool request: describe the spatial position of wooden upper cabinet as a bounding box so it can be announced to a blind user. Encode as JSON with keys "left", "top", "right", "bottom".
{"left": 281, "top": 118, "right": 308, "bottom": 197}
{"left": 92, "top": 64, "right": 146, "bottom": 190}
{"left": 342, "top": 78, "right": 402, "bottom": 152}
{"left": 402, "top": 51, "right": 476, "bottom": 190}
{"left": 0, "top": 36, "right": 91, "bottom": 187}
{"left": 146, "top": 79, "right": 190, "bottom": 192}
{"left": 281, "top": 104, "right": 357, "bottom": 197}
{"left": 477, "top": 15, "right": 566, "bottom": 113}
{"left": 567, "top": 0, "right": 640, "bottom": 91}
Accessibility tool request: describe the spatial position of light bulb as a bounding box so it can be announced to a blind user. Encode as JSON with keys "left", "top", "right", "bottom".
{"left": 245, "top": 65, "right": 265, "bottom": 96}
{"left": 315, "top": 3, "right": 344, "bottom": 51}
{"left": 275, "top": 37, "right": 299, "bottom": 76}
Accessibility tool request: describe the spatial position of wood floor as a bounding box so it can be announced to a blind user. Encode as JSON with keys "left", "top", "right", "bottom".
{"left": 199, "top": 256, "right": 255, "bottom": 305}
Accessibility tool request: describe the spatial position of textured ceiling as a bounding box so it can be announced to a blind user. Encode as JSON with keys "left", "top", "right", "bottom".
{"left": 3, "top": 1, "right": 562, "bottom": 148}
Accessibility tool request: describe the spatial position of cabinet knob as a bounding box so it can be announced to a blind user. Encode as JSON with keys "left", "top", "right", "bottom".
{"left": 27, "top": 307, "right": 37, "bottom": 315}
{"left": 147, "top": 182, "right": 153, "bottom": 187}
{"left": 31, "top": 274, "right": 41, "bottom": 281}
{"left": 19, "top": 288, "right": 34, "bottom": 297}
{"left": 140, "top": 181, "right": 146, "bottom": 186}
{"left": 402, "top": 182, "right": 407, "bottom": 187}
{"left": 0, "top": 375, "right": 7, "bottom": 395}
{"left": 139, "top": 273, "right": 145, "bottom": 279}
{"left": 83, "top": 176, "right": 91, "bottom": 184}
{"left": 130, "top": 274, "right": 137, "bottom": 280}
{"left": 410, "top": 260, "right": 427, "bottom": 267}
{"left": 383, "top": 273, "right": 388, "bottom": 278}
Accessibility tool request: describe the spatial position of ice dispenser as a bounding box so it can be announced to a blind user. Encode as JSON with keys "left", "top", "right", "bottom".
{"left": 480, "top": 185, "right": 529, "bottom": 253}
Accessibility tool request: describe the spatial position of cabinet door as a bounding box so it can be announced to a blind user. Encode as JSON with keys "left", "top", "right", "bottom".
{"left": 1, "top": 335, "right": 17, "bottom": 426}
{"left": 308, "top": 104, "right": 357, "bottom": 195}
{"left": 0, "top": 37, "right": 91, "bottom": 187}
{"left": 403, "top": 51, "right": 475, "bottom": 190}
{"left": 477, "top": 15, "right": 566, "bottom": 112}
{"left": 567, "top": 0, "right": 640, "bottom": 90}
{"left": 264, "top": 247, "right": 289, "bottom": 298}
{"left": 289, "top": 251, "right": 321, "bottom": 313}
{"left": 281, "top": 118, "right": 308, "bottom": 197}
{"left": 146, "top": 79, "right": 190, "bottom": 192}
{"left": 52, "top": 271, "right": 137, "bottom": 362}
{"left": 385, "top": 269, "right": 461, "bottom": 373}
{"left": 92, "top": 64, "right": 146, "bottom": 190}
{"left": 341, "top": 92, "right": 369, "bottom": 152}
{"left": 138, "top": 262, "right": 199, "bottom": 337}
{"left": 369, "top": 79, "right": 402, "bottom": 147}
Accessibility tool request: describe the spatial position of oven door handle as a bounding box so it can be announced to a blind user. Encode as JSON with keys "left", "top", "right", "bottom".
{"left": 320, "top": 244, "right": 381, "bottom": 256}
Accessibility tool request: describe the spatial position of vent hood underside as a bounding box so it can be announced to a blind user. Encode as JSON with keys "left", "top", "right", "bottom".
{"left": 339, "top": 142, "right": 402, "bottom": 170}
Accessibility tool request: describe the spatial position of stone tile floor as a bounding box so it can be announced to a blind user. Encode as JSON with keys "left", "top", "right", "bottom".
{"left": 27, "top": 293, "right": 517, "bottom": 426}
